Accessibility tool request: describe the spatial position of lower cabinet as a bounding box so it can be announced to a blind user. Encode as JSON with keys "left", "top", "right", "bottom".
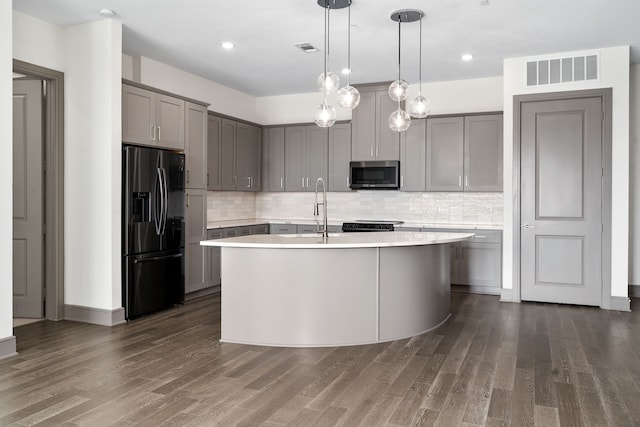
{"left": 185, "top": 189, "right": 207, "bottom": 294}
{"left": 427, "top": 228, "right": 502, "bottom": 294}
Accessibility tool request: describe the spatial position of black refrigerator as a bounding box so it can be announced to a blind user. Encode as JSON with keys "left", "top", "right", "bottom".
{"left": 122, "top": 145, "right": 185, "bottom": 320}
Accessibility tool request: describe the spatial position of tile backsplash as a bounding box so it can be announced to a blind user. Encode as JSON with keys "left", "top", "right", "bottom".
{"left": 209, "top": 191, "right": 503, "bottom": 225}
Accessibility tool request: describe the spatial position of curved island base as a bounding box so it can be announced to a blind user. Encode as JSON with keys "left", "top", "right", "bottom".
{"left": 203, "top": 232, "right": 472, "bottom": 348}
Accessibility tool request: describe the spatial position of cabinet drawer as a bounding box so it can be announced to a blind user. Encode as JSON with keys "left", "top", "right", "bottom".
{"left": 297, "top": 224, "right": 318, "bottom": 234}
{"left": 251, "top": 224, "right": 269, "bottom": 235}
{"left": 237, "top": 226, "right": 252, "bottom": 236}
{"left": 222, "top": 228, "right": 238, "bottom": 238}
{"left": 270, "top": 224, "right": 297, "bottom": 234}
{"left": 207, "top": 229, "right": 223, "bottom": 240}
{"left": 466, "top": 230, "right": 501, "bottom": 243}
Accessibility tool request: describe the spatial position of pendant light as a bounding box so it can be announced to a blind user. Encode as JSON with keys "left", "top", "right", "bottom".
{"left": 408, "top": 14, "right": 431, "bottom": 118}
{"left": 388, "top": 9, "right": 424, "bottom": 132}
{"left": 315, "top": 0, "right": 350, "bottom": 127}
{"left": 336, "top": 2, "right": 360, "bottom": 109}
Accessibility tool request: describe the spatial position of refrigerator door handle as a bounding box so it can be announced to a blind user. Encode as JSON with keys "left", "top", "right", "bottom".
{"left": 133, "top": 252, "right": 183, "bottom": 264}
{"left": 161, "top": 167, "right": 168, "bottom": 235}
{"left": 156, "top": 167, "right": 165, "bottom": 235}
{"left": 152, "top": 167, "right": 162, "bottom": 235}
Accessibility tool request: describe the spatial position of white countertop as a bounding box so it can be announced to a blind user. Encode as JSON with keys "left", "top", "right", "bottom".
{"left": 200, "top": 231, "right": 474, "bottom": 249}
{"left": 207, "top": 218, "right": 502, "bottom": 231}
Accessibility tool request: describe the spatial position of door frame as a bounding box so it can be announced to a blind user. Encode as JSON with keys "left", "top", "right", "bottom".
{"left": 13, "top": 59, "right": 64, "bottom": 320}
{"left": 512, "top": 88, "right": 612, "bottom": 308}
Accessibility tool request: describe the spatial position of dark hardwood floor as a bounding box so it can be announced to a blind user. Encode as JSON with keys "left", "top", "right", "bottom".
{"left": 1, "top": 292, "right": 639, "bottom": 426}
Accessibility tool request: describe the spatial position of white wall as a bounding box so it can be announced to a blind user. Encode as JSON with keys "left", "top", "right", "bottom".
{"left": 1, "top": 0, "right": 14, "bottom": 345}
{"left": 12, "top": 11, "right": 64, "bottom": 72}
{"left": 255, "top": 76, "right": 504, "bottom": 125}
{"left": 63, "top": 20, "right": 122, "bottom": 310}
{"left": 126, "top": 55, "right": 259, "bottom": 123}
{"left": 630, "top": 64, "right": 640, "bottom": 286}
{"left": 503, "top": 46, "right": 630, "bottom": 300}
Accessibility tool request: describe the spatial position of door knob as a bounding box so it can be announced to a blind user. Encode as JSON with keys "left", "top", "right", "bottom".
{"left": 521, "top": 223, "right": 536, "bottom": 229}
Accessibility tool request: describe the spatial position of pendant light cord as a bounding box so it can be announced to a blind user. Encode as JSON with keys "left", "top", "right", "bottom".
{"left": 418, "top": 17, "right": 422, "bottom": 97}
{"left": 347, "top": 2, "right": 351, "bottom": 86}
{"left": 397, "top": 18, "right": 401, "bottom": 108}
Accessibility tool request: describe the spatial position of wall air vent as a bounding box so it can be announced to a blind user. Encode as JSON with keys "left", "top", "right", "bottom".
{"left": 526, "top": 53, "right": 599, "bottom": 86}
{"left": 294, "top": 42, "right": 319, "bottom": 53}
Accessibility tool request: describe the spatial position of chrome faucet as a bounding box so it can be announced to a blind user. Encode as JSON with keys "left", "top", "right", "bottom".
{"left": 314, "top": 177, "right": 328, "bottom": 239}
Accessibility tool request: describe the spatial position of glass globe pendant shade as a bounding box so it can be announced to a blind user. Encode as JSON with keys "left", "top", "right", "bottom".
{"left": 317, "top": 72, "right": 340, "bottom": 93}
{"left": 314, "top": 102, "right": 337, "bottom": 128}
{"left": 336, "top": 85, "right": 361, "bottom": 109}
{"left": 388, "top": 79, "right": 409, "bottom": 101}
{"left": 388, "top": 108, "right": 411, "bottom": 132}
{"left": 408, "top": 95, "right": 431, "bottom": 118}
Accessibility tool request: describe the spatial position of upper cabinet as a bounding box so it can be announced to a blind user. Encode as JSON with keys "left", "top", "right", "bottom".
{"left": 122, "top": 84, "right": 185, "bottom": 151}
{"left": 285, "top": 125, "right": 328, "bottom": 192}
{"left": 351, "top": 85, "right": 400, "bottom": 161}
{"left": 464, "top": 114, "right": 503, "bottom": 192}
{"left": 185, "top": 102, "right": 207, "bottom": 189}
{"left": 328, "top": 122, "right": 352, "bottom": 192}
{"left": 400, "top": 118, "right": 426, "bottom": 192}
{"left": 426, "top": 114, "right": 503, "bottom": 192}
{"left": 213, "top": 115, "right": 262, "bottom": 192}
{"left": 262, "top": 127, "right": 286, "bottom": 192}
{"left": 207, "top": 115, "right": 222, "bottom": 190}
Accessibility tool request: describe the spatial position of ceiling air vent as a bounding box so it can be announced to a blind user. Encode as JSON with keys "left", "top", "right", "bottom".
{"left": 294, "top": 42, "right": 319, "bottom": 53}
{"left": 526, "top": 54, "right": 598, "bottom": 86}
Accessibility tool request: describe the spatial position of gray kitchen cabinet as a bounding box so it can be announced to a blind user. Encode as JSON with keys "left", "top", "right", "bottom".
{"left": 122, "top": 84, "right": 185, "bottom": 151}
{"left": 351, "top": 85, "right": 400, "bottom": 161}
{"left": 426, "top": 117, "right": 464, "bottom": 191}
{"left": 285, "top": 125, "right": 328, "bottom": 192}
{"left": 270, "top": 224, "right": 297, "bottom": 234}
{"left": 424, "top": 228, "right": 502, "bottom": 294}
{"left": 262, "top": 127, "right": 285, "bottom": 192}
{"left": 185, "top": 189, "right": 207, "bottom": 294}
{"left": 207, "top": 115, "right": 222, "bottom": 190}
{"left": 236, "top": 122, "right": 261, "bottom": 191}
{"left": 220, "top": 118, "right": 236, "bottom": 190}
{"left": 297, "top": 224, "right": 318, "bottom": 234}
{"left": 464, "top": 114, "right": 503, "bottom": 191}
{"left": 251, "top": 224, "right": 269, "bottom": 234}
{"left": 400, "top": 118, "right": 426, "bottom": 192}
{"left": 328, "top": 122, "right": 352, "bottom": 192}
{"left": 185, "top": 102, "right": 207, "bottom": 189}
{"left": 206, "top": 229, "right": 222, "bottom": 287}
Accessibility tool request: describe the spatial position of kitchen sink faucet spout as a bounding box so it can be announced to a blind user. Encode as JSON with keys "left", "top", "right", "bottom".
{"left": 314, "top": 177, "right": 328, "bottom": 239}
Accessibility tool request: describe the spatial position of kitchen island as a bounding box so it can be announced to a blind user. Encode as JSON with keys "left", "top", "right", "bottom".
{"left": 201, "top": 231, "right": 473, "bottom": 347}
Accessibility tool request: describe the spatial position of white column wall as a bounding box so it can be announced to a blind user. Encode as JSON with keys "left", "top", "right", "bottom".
{"left": 1, "top": 0, "right": 14, "bottom": 343}
{"left": 63, "top": 19, "right": 122, "bottom": 310}
{"left": 503, "top": 46, "right": 630, "bottom": 299}
{"left": 630, "top": 64, "right": 640, "bottom": 286}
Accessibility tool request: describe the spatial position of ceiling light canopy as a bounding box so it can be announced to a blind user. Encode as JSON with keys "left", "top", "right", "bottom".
{"left": 99, "top": 8, "right": 115, "bottom": 17}
{"left": 461, "top": 53, "right": 473, "bottom": 61}
{"left": 221, "top": 41, "right": 235, "bottom": 50}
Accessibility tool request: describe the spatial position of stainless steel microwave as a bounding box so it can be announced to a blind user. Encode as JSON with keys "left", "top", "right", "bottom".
{"left": 349, "top": 160, "right": 400, "bottom": 190}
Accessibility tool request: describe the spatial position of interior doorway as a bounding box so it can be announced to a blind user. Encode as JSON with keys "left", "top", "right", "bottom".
{"left": 12, "top": 60, "right": 64, "bottom": 322}
{"left": 513, "top": 89, "right": 612, "bottom": 307}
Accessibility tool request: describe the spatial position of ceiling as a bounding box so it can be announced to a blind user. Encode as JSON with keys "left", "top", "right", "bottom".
{"left": 12, "top": 0, "right": 640, "bottom": 97}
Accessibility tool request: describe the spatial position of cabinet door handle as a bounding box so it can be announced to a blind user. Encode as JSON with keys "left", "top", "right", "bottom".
{"left": 280, "top": 177, "right": 284, "bottom": 189}
{"left": 207, "top": 173, "right": 209, "bottom": 186}
{"left": 370, "top": 146, "right": 374, "bottom": 158}
{"left": 157, "top": 126, "right": 161, "bottom": 141}
{"left": 151, "top": 126, "right": 156, "bottom": 141}
{"left": 376, "top": 146, "right": 379, "bottom": 157}
{"left": 186, "top": 170, "right": 190, "bottom": 184}
{"left": 401, "top": 175, "right": 404, "bottom": 187}
{"left": 306, "top": 177, "right": 309, "bottom": 188}
{"left": 465, "top": 175, "right": 468, "bottom": 187}
{"left": 247, "top": 176, "right": 251, "bottom": 188}
{"left": 459, "top": 176, "right": 462, "bottom": 187}
{"left": 186, "top": 193, "right": 189, "bottom": 208}
{"left": 302, "top": 177, "right": 305, "bottom": 188}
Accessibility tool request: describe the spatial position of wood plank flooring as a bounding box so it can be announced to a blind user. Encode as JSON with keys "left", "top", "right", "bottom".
{"left": 1, "top": 292, "right": 639, "bottom": 426}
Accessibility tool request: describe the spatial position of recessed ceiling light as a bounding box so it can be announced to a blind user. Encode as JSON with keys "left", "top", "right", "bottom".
{"left": 221, "top": 42, "right": 235, "bottom": 50}
{"left": 99, "top": 8, "right": 115, "bottom": 17}
{"left": 341, "top": 68, "right": 351, "bottom": 75}
{"left": 461, "top": 53, "right": 474, "bottom": 61}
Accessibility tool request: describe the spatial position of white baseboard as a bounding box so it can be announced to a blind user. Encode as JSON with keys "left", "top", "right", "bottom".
{"left": 609, "top": 296, "right": 631, "bottom": 312}
{"left": 0, "top": 336, "right": 17, "bottom": 360}
{"left": 500, "top": 288, "right": 513, "bottom": 302}
{"left": 64, "top": 305, "right": 126, "bottom": 326}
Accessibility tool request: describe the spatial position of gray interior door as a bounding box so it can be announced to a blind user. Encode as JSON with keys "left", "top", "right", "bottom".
{"left": 13, "top": 79, "right": 44, "bottom": 318}
{"left": 520, "top": 96, "right": 603, "bottom": 306}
